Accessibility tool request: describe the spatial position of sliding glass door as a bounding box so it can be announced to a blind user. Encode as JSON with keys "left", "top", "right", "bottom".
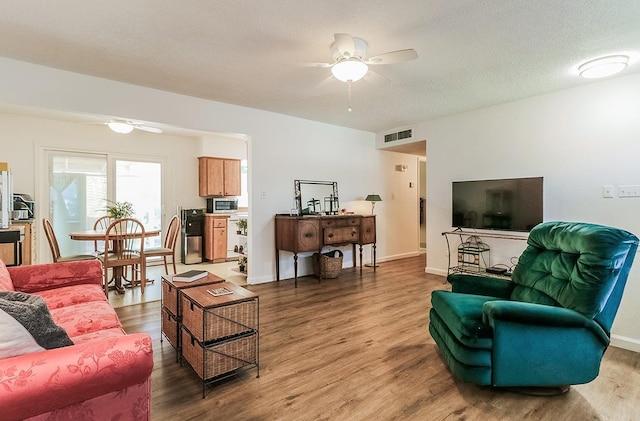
{"left": 46, "top": 150, "right": 162, "bottom": 258}
{"left": 115, "top": 159, "right": 162, "bottom": 249}
{"left": 48, "top": 152, "right": 108, "bottom": 255}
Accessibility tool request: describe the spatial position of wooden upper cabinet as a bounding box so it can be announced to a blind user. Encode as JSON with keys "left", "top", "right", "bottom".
{"left": 223, "top": 159, "right": 241, "bottom": 197}
{"left": 198, "top": 157, "right": 241, "bottom": 197}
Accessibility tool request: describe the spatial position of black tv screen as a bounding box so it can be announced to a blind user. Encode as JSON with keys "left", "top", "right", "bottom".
{"left": 452, "top": 177, "right": 543, "bottom": 232}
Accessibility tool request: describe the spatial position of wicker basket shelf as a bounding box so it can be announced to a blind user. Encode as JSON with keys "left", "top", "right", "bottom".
{"left": 181, "top": 328, "right": 258, "bottom": 382}
{"left": 161, "top": 308, "right": 179, "bottom": 350}
{"left": 181, "top": 297, "right": 258, "bottom": 344}
{"left": 177, "top": 282, "right": 260, "bottom": 397}
{"left": 160, "top": 274, "right": 224, "bottom": 355}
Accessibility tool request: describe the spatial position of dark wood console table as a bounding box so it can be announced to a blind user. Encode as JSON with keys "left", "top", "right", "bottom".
{"left": 275, "top": 214, "right": 376, "bottom": 287}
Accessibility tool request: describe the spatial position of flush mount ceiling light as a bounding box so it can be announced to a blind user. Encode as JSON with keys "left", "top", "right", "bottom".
{"left": 578, "top": 55, "right": 629, "bottom": 79}
{"left": 331, "top": 58, "right": 369, "bottom": 82}
{"left": 107, "top": 121, "right": 134, "bottom": 134}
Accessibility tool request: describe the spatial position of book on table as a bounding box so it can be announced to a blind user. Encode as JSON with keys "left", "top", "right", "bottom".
{"left": 173, "top": 270, "right": 209, "bottom": 282}
{"left": 208, "top": 286, "right": 234, "bottom": 296}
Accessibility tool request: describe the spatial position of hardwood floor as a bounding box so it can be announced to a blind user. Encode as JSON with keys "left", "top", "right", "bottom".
{"left": 117, "top": 255, "right": 640, "bottom": 420}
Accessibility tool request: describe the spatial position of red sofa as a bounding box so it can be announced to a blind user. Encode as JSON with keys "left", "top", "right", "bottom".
{"left": 0, "top": 259, "right": 153, "bottom": 421}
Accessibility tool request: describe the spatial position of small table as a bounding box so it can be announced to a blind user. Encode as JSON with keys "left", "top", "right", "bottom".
{"left": 180, "top": 282, "right": 259, "bottom": 398}
{"left": 70, "top": 228, "right": 160, "bottom": 292}
{"left": 160, "top": 272, "right": 224, "bottom": 358}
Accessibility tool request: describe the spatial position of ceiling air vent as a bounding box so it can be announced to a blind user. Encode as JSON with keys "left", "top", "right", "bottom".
{"left": 384, "top": 128, "right": 413, "bottom": 143}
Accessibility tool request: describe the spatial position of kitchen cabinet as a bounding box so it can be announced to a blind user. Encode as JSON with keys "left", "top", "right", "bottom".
{"left": 204, "top": 215, "right": 228, "bottom": 262}
{"left": 0, "top": 220, "right": 34, "bottom": 265}
{"left": 198, "top": 157, "right": 241, "bottom": 197}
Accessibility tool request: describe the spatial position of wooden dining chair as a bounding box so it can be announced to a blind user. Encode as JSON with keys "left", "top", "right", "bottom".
{"left": 99, "top": 218, "right": 146, "bottom": 296}
{"left": 93, "top": 215, "right": 113, "bottom": 255}
{"left": 42, "top": 218, "right": 97, "bottom": 263}
{"left": 143, "top": 214, "right": 181, "bottom": 275}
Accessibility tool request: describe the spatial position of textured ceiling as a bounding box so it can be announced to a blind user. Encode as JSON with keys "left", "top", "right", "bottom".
{"left": 1, "top": 1, "right": 640, "bottom": 134}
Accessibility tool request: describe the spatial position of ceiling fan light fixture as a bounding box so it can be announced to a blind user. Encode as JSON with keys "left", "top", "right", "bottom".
{"left": 331, "top": 58, "right": 369, "bottom": 82}
{"left": 107, "top": 121, "right": 134, "bottom": 134}
{"left": 578, "top": 55, "right": 629, "bottom": 79}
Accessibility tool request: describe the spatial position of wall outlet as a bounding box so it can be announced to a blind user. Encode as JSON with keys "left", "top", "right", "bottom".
{"left": 603, "top": 185, "right": 614, "bottom": 198}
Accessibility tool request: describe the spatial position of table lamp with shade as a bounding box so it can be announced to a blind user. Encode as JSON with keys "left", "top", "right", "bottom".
{"left": 364, "top": 194, "right": 382, "bottom": 268}
{"left": 365, "top": 194, "right": 382, "bottom": 215}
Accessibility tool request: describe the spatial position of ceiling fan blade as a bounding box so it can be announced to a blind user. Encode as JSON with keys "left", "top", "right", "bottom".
{"left": 135, "top": 125, "right": 163, "bottom": 134}
{"left": 366, "top": 49, "right": 418, "bottom": 65}
{"left": 334, "top": 33, "right": 355, "bottom": 58}
{"left": 290, "top": 62, "right": 333, "bottom": 68}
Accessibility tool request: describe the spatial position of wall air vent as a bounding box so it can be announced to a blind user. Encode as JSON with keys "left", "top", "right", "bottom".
{"left": 384, "top": 128, "right": 413, "bottom": 143}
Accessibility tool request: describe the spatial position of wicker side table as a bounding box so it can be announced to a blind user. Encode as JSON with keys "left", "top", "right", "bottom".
{"left": 160, "top": 272, "right": 224, "bottom": 358}
{"left": 180, "top": 282, "right": 259, "bottom": 398}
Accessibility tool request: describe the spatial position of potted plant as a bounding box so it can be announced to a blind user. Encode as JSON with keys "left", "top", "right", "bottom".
{"left": 105, "top": 200, "right": 135, "bottom": 219}
{"left": 238, "top": 256, "right": 247, "bottom": 273}
{"left": 236, "top": 218, "right": 248, "bottom": 235}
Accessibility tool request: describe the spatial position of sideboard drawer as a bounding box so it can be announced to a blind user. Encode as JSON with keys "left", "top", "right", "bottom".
{"left": 321, "top": 217, "right": 360, "bottom": 228}
{"left": 323, "top": 226, "right": 359, "bottom": 244}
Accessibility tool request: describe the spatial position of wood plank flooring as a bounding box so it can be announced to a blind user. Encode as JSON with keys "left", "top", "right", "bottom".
{"left": 117, "top": 255, "right": 640, "bottom": 421}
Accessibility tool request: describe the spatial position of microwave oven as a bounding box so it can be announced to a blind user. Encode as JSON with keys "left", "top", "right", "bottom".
{"left": 207, "top": 198, "right": 238, "bottom": 213}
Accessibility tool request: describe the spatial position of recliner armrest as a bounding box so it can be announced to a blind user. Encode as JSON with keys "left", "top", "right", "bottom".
{"left": 448, "top": 274, "right": 515, "bottom": 298}
{"left": 483, "top": 300, "right": 609, "bottom": 345}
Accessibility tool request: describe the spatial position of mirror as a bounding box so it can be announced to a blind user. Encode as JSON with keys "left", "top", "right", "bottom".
{"left": 294, "top": 180, "right": 339, "bottom": 215}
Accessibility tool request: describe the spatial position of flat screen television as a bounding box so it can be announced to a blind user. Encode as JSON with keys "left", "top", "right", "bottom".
{"left": 452, "top": 177, "right": 543, "bottom": 232}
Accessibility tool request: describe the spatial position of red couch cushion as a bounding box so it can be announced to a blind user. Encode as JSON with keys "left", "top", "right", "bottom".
{"left": 50, "top": 301, "right": 122, "bottom": 339}
{"left": 36, "top": 284, "right": 107, "bottom": 309}
{"left": 0, "top": 260, "right": 14, "bottom": 291}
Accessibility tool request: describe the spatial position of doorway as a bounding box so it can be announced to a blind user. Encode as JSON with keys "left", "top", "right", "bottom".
{"left": 419, "top": 157, "right": 426, "bottom": 251}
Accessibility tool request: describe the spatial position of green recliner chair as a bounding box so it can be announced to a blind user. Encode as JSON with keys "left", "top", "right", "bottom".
{"left": 429, "top": 221, "right": 638, "bottom": 389}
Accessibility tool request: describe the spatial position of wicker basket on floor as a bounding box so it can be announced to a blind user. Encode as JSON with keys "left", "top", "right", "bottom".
{"left": 313, "top": 250, "right": 344, "bottom": 279}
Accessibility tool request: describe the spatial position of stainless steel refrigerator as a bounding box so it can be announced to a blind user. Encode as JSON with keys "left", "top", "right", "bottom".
{"left": 0, "top": 169, "right": 13, "bottom": 229}
{"left": 180, "top": 208, "right": 204, "bottom": 264}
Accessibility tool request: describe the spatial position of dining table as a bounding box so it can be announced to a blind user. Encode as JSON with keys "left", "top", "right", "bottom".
{"left": 69, "top": 228, "right": 161, "bottom": 293}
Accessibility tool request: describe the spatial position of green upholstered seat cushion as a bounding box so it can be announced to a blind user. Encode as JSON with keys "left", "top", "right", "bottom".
{"left": 431, "top": 290, "right": 498, "bottom": 349}
{"left": 511, "top": 221, "right": 638, "bottom": 318}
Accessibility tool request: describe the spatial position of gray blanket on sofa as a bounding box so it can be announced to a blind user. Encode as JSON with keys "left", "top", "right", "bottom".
{"left": 0, "top": 291, "right": 73, "bottom": 349}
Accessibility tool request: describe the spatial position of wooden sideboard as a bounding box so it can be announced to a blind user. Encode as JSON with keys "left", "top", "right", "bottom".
{"left": 275, "top": 214, "right": 376, "bottom": 287}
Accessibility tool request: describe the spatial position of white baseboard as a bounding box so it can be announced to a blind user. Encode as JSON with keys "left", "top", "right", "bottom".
{"left": 610, "top": 334, "right": 640, "bottom": 353}
{"left": 425, "top": 266, "right": 447, "bottom": 277}
{"left": 377, "top": 251, "right": 422, "bottom": 263}
{"left": 247, "top": 274, "right": 276, "bottom": 285}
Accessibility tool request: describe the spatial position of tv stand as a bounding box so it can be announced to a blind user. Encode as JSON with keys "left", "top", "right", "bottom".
{"left": 442, "top": 229, "right": 528, "bottom": 278}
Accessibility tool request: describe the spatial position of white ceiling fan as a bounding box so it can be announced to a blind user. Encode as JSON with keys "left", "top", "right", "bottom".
{"left": 104, "top": 119, "right": 163, "bottom": 134}
{"left": 301, "top": 33, "right": 418, "bottom": 111}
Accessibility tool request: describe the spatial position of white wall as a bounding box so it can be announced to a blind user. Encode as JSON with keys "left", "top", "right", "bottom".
{"left": 0, "top": 57, "right": 422, "bottom": 285}
{"left": 199, "top": 134, "right": 247, "bottom": 160}
{"left": 420, "top": 73, "right": 640, "bottom": 351}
